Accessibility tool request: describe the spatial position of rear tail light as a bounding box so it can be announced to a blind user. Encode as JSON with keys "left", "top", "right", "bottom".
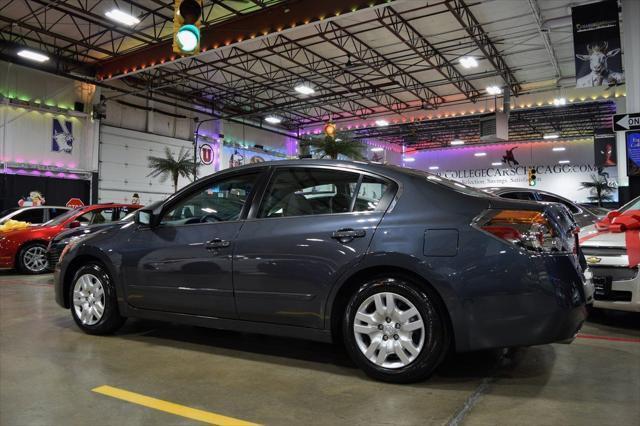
{"left": 474, "top": 209, "right": 567, "bottom": 253}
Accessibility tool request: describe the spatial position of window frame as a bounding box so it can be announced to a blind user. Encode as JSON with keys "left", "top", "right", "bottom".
{"left": 248, "top": 164, "right": 397, "bottom": 221}
{"left": 154, "top": 168, "right": 267, "bottom": 228}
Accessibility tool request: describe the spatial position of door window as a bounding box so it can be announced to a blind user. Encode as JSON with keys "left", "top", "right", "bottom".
{"left": 258, "top": 168, "right": 370, "bottom": 218}
{"left": 75, "top": 211, "right": 95, "bottom": 226}
{"left": 13, "top": 209, "right": 45, "bottom": 224}
{"left": 160, "top": 173, "right": 258, "bottom": 226}
{"left": 353, "top": 176, "right": 390, "bottom": 212}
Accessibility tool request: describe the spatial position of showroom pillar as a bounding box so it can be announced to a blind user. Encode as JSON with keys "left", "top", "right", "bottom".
{"left": 617, "top": 0, "right": 640, "bottom": 199}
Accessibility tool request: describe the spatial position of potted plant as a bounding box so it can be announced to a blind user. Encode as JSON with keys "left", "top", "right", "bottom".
{"left": 147, "top": 147, "right": 197, "bottom": 193}
{"left": 303, "top": 134, "right": 364, "bottom": 160}
{"left": 580, "top": 173, "right": 615, "bottom": 206}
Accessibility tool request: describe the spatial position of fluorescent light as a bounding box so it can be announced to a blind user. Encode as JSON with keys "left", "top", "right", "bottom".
{"left": 486, "top": 85, "right": 502, "bottom": 95}
{"left": 403, "top": 157, "right": 415, "bottom": 162}
{"left": 370, "top": 147, "right": 384, "bottom": 152}
{"left": 428, "top": 166, "right": 439, "bottom": 170}
{"left": 552, "top": 147, "right": 566, "bottom": 151}
{"left": 265, "top": 115, "right": 281, "bottom": 124}
{"left": 558, "top": 160, "right": 570, "bottom": 164}
{"left": 553, "top": 97, "right": 566, "bottom": 106}
{"left": 459, "top": 56, "right": 478, "bottom": 68}
{"left": 491, "top": 162, "right": 502, "bottom": 166}
{"left": 105, "top": 9, "right": 140, "bottom": 26}
{"left": 17, "top": 49, "right": 49, "bottom": 63}
{"left": 450, "top": 139, "right": 465, "bottom": 145}
{"left": 543, "top": 133, "right": 559, "bottom": 139}
{"left": 294, "top": 84, "right": 315, "bottom": 95}
{"left": 375, "top": 119, "right": 389, "bottom": 127}
{"left": 474, "top": 152, "right": 487, "bottom": 157}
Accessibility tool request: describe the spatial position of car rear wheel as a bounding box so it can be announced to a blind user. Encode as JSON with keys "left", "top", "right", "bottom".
{"left": 343, "top": 277, "right": 449, "bottom": 383}
{"left": 70, "top": 263, "right": 126, "bottom": 335}
{"left": 17, "top": 242, "right": 49, "bottom": 274}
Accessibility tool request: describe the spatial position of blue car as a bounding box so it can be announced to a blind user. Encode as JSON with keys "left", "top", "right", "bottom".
{"left": 54, "top": 160, "right": 587, "bottom": 383}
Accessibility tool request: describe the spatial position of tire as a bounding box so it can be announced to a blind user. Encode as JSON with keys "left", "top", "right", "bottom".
{"left": 69, "top": 263, "right": 126, "bottom": 335}
{"left": 343, "top": 276, "right": 449, "bottom": 383}
{"left": 17, "top": 242, "right": 50, "bottom": 274}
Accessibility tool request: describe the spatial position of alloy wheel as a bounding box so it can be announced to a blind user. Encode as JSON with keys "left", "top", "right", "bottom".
{"left": 72, "top": 274, "right": 105, "bottom": 326}
{"left": 353, "top": 291, "right": 426, "bottom": 369}
{"left": 23, "top": 246, "right": 48, "bottom": 273}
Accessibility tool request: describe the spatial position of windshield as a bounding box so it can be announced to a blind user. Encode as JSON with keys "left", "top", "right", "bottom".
{"left": 619, "top": 196, "right": 640, "bottom": 212}
{"left": 43, "top": 209, "right": 80, "bottom": 226}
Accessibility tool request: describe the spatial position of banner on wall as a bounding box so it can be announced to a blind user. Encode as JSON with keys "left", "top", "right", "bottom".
{"left": 627, "top": 131, "right": 640, "bottom": 176}
{"left": 594, "top": 129, "right": 617, "bottom": 167}
{"left": 220, "top": 145, "right": 284, "bottom": 169}
{"left": 51, "top": 118, "right": 74, "bottom": 154}
{"left": 572, "top": 0, "right": 624, "bottom": 88}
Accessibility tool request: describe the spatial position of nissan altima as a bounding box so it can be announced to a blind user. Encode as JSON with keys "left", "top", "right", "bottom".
{"left": 54, "top": 160, "right": 588, "bottom": 383}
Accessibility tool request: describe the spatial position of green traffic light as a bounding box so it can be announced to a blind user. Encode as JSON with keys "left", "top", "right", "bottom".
{"left": 176, "top": 24, "right": 200, "bottom": 53}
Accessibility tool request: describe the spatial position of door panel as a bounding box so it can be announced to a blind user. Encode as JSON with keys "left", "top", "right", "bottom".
{"left": 233, "top": 212, "right": 383, "bottom": 328}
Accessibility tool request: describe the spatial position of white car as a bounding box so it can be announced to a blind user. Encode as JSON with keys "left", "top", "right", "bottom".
{"left": 0, "top": 206, "right": 72, "bottom": 226}
{"left": 580, "top": 197, "right": 640, "bottom": 313}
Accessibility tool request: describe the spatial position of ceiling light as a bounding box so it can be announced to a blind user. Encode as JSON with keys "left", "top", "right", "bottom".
{"left": 403, "top": 157, "right": 415, "bottom": 162}
{"left": 17, "top": 49, "right": 49, "bottom": 63}
{"left": 552, "top": 147, "right": 566, "bottom": 151}
{"left": 474, "top": 152, "right": 487, "bottom": 157}
{"left": 370, "top": 147, "right": 384, "bottom": 152}
{"left": 491, "top": 162, "right": 502, "bottom": 166}
{"left": 428, "top": 166, "right": 439, "bottom": 170}
{"left": 553, "top": 97, "right": 566, "bottom": 106}
{"left": 459, "top": 56, "right": 478, "bottom": 68}
{"left": 543, "top": 133, "right": 559, "bottom": 139}
{"left": 264, "top": 115, "right": 281, "bottom": 124}
{"left": 335, "top": 138, "right": 342, "bottom": 142}
{"left": 375, "top": 119, "right": 389, "bottom": 127}
{"left": 450, "top": 139, "right": 465, "bottom": 146}
{"left": 105, "top": 9, "right": 140, "bottom": 26}
{"left": 486, "top": 85, "right": 502, "bottom": 95}
{"left": 294, "top": 84, "right": 315, "bottom": 95}
{"left": 558, "top": 160, "right": 570, "bottom": 164}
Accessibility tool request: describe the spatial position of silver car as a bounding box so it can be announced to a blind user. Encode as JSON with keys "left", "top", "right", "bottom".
{"left": 0, "top": 206, "right": 72, "bottom": 226}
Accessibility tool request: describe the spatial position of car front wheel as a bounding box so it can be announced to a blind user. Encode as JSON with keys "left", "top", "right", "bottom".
{"left": 343, "top": 277, "right": 449, "bottom": 383}
{"left": 17, "top": 242, "right": 49, "bottom": 274}
{"left": 70, "top": 263, "right": 126, "bottom": 334}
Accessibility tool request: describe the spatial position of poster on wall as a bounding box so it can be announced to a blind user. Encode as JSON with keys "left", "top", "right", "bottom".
{"left": 572, "top": 0, "right": 624, "bottom": 88}
{"left": 627, "top": 131, "right": 640, "bottom": 176}
{"left": 594, "top": 129, "right": 617, "bottom": 167}
{"left": 51, "top": 118, "right": 74, "bottom": 154}
{"left": 220, "top": 145, "right": 284, "bottom": 169}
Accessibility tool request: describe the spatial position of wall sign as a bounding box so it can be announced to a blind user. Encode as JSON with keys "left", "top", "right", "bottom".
{"left": 572, "top": 0, "right": 624, "bottom": 88}
{"left": 199, "top": 143, "right": 214, "bottom": 165}
{"left": 626, "top": 132, "right": 640, "bottom": 176}
{"left": 51, "top": 118, "right": 75, "bottom": 154}
{"left": 613, "top": 113, "right": 640, "bottom": 131}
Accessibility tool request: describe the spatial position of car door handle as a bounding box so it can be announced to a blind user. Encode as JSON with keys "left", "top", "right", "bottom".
{"left": 332, "top": 228, "right": 366, "bottom": 243}
{"left": 206, "top": 239, "right": 231, "bottom": 250}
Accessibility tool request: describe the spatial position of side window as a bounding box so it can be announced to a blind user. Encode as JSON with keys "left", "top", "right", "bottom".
{"left": 500, "top": 191, "right": 535, "bottom": 201}
{"left": 258, "top": 168, "right": 361, "bottom": 218}
{"left": 13, "top": 209, "right": 45, "bottom": 224}
{"left": 354, "top": 176, "right": 390, "bottom": 212}
{"left": 48, "top": 208, "right": 68, "bottom": 220}
{"left": 537, "top": 194, "right": 579, "bottom": 213}
{"left": 117, "top": 207, "right": 134, "bottom": 220}
{"left": 92, "top": 209, "right": 114, "bottom": 224}
{"left": 161, "top": 173, "right": 258, "bottom": 226}
{"left": 75, "top": 211, "right": 95, "bottom": 226}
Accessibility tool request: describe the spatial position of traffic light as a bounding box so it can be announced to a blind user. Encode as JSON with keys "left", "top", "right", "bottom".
{"left": 528, "top": 167, "right": 537, "bottom": 186}
{"left": 173, "top": 0, "right": 203, "bottom": 55}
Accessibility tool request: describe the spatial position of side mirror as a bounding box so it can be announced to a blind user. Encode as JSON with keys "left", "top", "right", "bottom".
{"left": 69, "top": 221, "right": 81, "bottom": 229}
{"left": 135, "top": 209, "right": 155, "bottom": 227}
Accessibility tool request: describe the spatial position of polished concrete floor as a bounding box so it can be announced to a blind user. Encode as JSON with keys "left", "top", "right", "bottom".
{"left": 1, "top": 272, "right": 638, "bottom": 426}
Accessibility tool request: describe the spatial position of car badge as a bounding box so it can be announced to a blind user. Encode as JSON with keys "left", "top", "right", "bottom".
{"left": 586, "top": 256, "right": 602, "bottom": 264}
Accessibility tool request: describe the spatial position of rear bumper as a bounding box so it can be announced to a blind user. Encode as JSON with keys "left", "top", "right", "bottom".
{"left": 589, "top": 266, "right": 640, "bottom": 313}
{"left": 465, "top": 254, "right": 587, "bottom": 351}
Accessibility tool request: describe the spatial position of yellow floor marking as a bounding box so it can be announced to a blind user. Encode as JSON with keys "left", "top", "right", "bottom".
{"left": 92, "top": 385, "right": 260, "bottom": 426}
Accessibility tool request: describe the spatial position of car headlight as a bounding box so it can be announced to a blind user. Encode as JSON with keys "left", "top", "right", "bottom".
{"left": 58, "top": 236, "right": 83, "bottom": 263}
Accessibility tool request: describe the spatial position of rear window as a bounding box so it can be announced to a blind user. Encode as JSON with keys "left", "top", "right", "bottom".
{"left": 392, "top": 166, "right": 487, "bottom": 197}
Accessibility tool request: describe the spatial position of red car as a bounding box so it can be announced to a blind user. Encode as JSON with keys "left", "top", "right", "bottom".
{"left": 0, "top": 203, "right": 140, "bottom": 274}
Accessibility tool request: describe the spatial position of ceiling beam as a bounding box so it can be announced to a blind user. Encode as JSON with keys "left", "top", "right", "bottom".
{"left": 445, "top": 0, "right": 522, "bottom": 95}
{"left": 376, "top": 6, "right": 481, "bottom": 102}
{"left": 96, "top": 0, "right": 391, "bottom": 79}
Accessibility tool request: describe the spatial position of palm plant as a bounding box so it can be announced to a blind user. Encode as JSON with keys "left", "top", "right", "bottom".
{"left": 306, "top": 134, "right": 364, "bottom": 160}
{"left": 147, "top": 147, "right": 197, "bottom": 193}
{"left": 580, "top": 174, "right": 614, "bottom": 206}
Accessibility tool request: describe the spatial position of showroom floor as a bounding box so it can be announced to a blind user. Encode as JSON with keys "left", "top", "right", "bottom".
{"left": 1, "top": 273, "right": 638, "bottom": 426}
